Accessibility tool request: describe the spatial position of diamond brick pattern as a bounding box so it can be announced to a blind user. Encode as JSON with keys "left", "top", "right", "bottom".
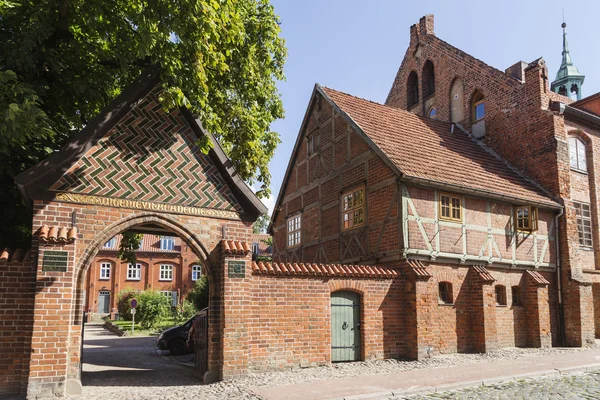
{"left": 52, "top": 87, "right": 242, "bottom": 212}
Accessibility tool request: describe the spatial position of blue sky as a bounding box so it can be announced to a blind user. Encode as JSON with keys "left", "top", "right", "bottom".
{"left": 262, "top": 0, "right": 600, "bottom": 213}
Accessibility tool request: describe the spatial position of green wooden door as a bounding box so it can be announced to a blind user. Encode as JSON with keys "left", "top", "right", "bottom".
{"left": 331, "top": 291, "right": 361, "bottom": 362}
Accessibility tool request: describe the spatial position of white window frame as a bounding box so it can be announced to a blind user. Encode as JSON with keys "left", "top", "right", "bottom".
{"left": 574, "top": 201, "right": 593, "bottom": 247}
{"left": 252, "top": 242, "right": 259, "bottom": 254}
{"left": 160, "top": 236, "right": 175, "bottom": 251}
{"left": 287, "top": 214, "right": 301, "bottom": 248}
{"left": 569, "top": 137, "right": 587, "bottom": 172}
{"left": 99, "top": 262, "right": 111, "bottom": 280}
{"left": 191, "top": 265, "right": 202, "bottom": 281}
{"left": 103, "top": 238, "right": 116, "bottom": 249}
{"left": 160, "top": 264, "right": 173, "bottom": 281}
{"left": 127, "top": 263, "right": 142, "bottom": 280}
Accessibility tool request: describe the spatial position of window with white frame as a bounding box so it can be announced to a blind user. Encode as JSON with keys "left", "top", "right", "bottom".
{"left": 191, "top": 265, "right": 202, "bottom": 281}
{"left": 160, "top": 264, "right": 173, "bottom": 281}
{"left": 99, "top": 262, "right": 111, "bottom": 279}
{"left": 103, "top": 237, "right": 116, "bottom": 249}
{"left": 160, "top": 236, "right": 175, "bottom": 251}
{"left": 127, "top": 263, "right": 141, "bottom": 280}
{"left": 569, "top": 137, "right": 587, "bottom": 172}
{"left": 252, "top": 242, "right": 259, "bottom": 254}
{"left": 287, "top": 214, "right": 301, "bottom": 248}
{"left": 574, "top": 201, "right": 593, "bottom": 247}
{"left": 160, "top": 291, "right": 178, "bottom": 307}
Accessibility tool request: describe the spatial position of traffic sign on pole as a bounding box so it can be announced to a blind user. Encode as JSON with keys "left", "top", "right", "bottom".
{"left": 130, "top": 298, "right": 138, "bottom": 309}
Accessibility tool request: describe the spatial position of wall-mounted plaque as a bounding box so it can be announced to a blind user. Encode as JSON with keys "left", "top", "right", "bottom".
{"left": 42, "top": 250, "right": 69, "bottom": 272}
{"left": 228, "top": 260, "right": 246, "bottom": 278}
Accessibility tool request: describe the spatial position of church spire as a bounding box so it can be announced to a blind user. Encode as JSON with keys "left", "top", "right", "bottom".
{"left": 551, "top": 18, "right": 585, "bottom": 100}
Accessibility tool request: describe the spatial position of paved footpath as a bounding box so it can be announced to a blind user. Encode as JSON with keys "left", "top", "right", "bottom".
{"left": 254, "top": 350, "right": 600, "bottom": 400}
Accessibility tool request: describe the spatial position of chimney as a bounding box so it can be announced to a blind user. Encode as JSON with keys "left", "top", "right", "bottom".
{"left": 505, "top": 61, "right": 528, "bottom": 83}
{"left": 419, "top": 15, "right": 435, "bottom": 36}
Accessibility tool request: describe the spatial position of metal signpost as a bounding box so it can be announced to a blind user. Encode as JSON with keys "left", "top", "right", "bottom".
{"left": 130, "top": 298, "right": 138, "bottom": 334}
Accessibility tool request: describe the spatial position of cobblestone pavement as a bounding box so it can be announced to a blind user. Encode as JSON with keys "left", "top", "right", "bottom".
{"left": 399, "top": 370, "right": 600, "bottom": 400}
{"left": 67, "top": 324, "right": 600, "bottom": 400}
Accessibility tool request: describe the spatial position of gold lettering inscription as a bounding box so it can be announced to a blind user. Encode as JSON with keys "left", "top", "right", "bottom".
{"left": 55, "top": 192, "right": 240, "bottom": 220}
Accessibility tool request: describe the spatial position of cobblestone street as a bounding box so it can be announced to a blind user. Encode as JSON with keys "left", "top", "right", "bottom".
{"left": 65, "top": 324, "right": 600, "bottom": 400}
{"left": 401, "top": 370, "right": 600, "bottom": 400}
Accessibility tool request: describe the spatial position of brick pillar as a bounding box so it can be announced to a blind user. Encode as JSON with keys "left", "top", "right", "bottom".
{"left": 469, "top": 268, "right": 498, "bottom": 353}
{"left": 27, "top": 242, "right": 79, "bottom": 398}
{"left": 563, "top": 278, "right": 595, "bottom": 347}
{"left": 525, "top": 272, "right": 552, "bottom": 348}
{"left": 219, "top": 249, "right": 252, "bottom": 380}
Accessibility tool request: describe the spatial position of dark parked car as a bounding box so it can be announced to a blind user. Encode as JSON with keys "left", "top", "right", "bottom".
{"left": 157, "top": 316, "right": 197, "bottom": 355}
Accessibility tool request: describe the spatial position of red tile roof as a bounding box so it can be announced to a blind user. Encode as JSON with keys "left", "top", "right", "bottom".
{"left": 249, "top": 234, "right": 272, "bottom": 255}
{"left": 222, "top": 240, "right": 251, "bottom": 254}
{"left": 252, "top": 261, "right": 398, "bottom": 279}
{"left": 526, "top": 270, "right": 550, "bottom": 285}
{"left": 406, "top": 259, "right": 432, "bottom": 279}
{"left": 100, "top": 234, "right": 181, "bottom": 253}
{"left": 38, "top": 226, "right": 77, "bottom": 243}
{"left": 321, "top": 87, "right": 559, "bottom": 208}
{"left": 0, "top": 248, "right": 31, "bottom": 263}
{"left": 472, "top": 265, "right": 496, "bottom": 283}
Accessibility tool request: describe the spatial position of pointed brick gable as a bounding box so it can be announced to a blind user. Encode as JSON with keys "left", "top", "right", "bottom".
{"left": 51, "top": 87, "right": 242, "bottom": 212}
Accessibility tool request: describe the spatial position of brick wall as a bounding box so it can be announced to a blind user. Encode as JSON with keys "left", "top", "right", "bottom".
{"left": 246, "top": 274, "right": 403, "bottom": 370}
{"left": 0, "top": 255, "right": 36, "bottom": 396}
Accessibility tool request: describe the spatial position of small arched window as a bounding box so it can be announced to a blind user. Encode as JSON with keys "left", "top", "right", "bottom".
{"left": 495, "top": 285, "right": 507, "bottom": 306}
{"left": 438, "top": 281, "right": 453, "bottom": 304}
{"left": 472, "top": 91, "right": 485, "bottom": 122}
{"left": 422, "top": 60, "right": 435, "bottom": 98}
{"left": 407, "top": 71, "right": 419, "bottom": 109}
{"left": 427, "top": 106, "right": 437, "bottom": 119}
{"left": 569, "top": 136, "right": 587, "bottom": 172}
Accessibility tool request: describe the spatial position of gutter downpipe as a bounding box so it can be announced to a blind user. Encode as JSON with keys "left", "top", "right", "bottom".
{"left": 555, "top": 206, "right": 565, "bottom": 346}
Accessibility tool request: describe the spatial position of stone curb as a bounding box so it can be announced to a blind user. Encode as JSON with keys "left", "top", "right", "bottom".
{"left": 103, "top": 320, "right": 127, "bottom": 337}
{"left": 334, "top": 363, "right": 600, "bottom": 400}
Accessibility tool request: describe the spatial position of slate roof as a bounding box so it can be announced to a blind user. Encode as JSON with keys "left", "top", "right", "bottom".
{"left": 321, "top": 86, "right": 560, "bottom": 208}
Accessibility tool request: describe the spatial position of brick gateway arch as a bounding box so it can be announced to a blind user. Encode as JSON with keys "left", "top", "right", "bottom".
{"left": 7, "top": 68, "right": 267, "bottom": 398}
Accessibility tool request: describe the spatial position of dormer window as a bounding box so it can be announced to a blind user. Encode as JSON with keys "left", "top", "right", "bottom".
{"left": 160, "top": 236, "right": 175, "bottom": 251}
{"left": 515, "top": 206, "right": 538, "bottom": 232}
{"left": 104, "top": 237, "right": 116, "bottom": 249}
{"left": 472, "top": 91, "right": 485, "bottom": 122}
{"left": 569, "top": 137, "right": 587, "bottom": 172}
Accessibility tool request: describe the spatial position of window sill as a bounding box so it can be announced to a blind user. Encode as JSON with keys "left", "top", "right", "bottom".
{"left": 438, "top": 302, "right": 454, "bottom": 306}
{"left": 125, "top": 279, "right": 141, "bottom": 281}
{"left": 342, "top": 223, "right": 366, "bottom": 232}
{"left": 580, "top": 246, "right": 594, "bottom": 251}
{"left": 158, "top": 279, "right": 173, "bottom": 282}
{"left": 99, "top": 278, "right": 110, "bottom": 281}
{"left": 570, "top": 167, "right": 588, "bottom": 175}
{"left": 439, "top": 218, "right": 462, "bottom": 224}
{"left": 496, "top": 304, "right": 508, "bottom": 307}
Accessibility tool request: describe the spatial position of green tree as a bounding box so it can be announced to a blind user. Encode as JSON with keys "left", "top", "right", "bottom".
{"left": 186, "top": 274, "right": 209, "bottom": 310}
{"left": 0, "top": 0, "right": 286, "bottom": 249}
{"left": 252, "top": 213, "right": 270, "bottom": 234}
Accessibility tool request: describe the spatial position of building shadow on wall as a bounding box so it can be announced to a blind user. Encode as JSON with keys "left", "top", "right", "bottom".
{"left": 455, "top": 273, "right": 473, "bottom": 353}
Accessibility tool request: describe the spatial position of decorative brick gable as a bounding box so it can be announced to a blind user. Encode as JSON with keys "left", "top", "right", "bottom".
{"left": 52, "top": 87, "right": 242, "bottom": 212}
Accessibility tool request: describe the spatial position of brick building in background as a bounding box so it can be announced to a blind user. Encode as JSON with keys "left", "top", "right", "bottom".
{"left": 270, "top": 15, "right": 600, "bottom": 359}
{"left": 85, "top": 234, "right": 201, "bottom": 319}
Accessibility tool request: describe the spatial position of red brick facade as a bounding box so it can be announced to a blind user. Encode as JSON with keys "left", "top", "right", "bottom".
{"left": 85, "top": 234, "right": 201, "bottom": 319}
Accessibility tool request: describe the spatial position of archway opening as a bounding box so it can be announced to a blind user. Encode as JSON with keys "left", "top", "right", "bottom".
{"left": 74, "top": 220, "right": 219, "bottom": 393}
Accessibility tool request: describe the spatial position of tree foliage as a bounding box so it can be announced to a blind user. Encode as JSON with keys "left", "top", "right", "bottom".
{"left": 118, "top": 231, "right": 143, "bottom": 265}
{"left": 186, "top": 274, "right": 209, "bottom": 310}
{"left": 0, "top": 0, "right": 286, "bottom": 249}
{"left": 252, "top": 213, "right": 270, "bottom": 234}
